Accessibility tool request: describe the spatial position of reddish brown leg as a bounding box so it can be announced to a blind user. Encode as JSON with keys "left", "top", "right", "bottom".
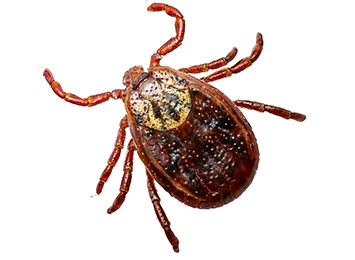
{"left": 201, "top": 33, "right": 264, "bottom": 83}
{"left": 148, "top": 3, "right": 185, "bottom": 67}
{"left": 146, "top": 170, "right": 179, "bottom": 253}
{"left": 107, "top": 139, "right": 136, "bottom": 214}
{"left": 179, "top": 47, "right": 238, "bottom": 74}
{"left": 234, "top": 100, "right": 306, "bottom": 122}
{"left": 96, "top": 116, "right": 129, "bottom": 195}
{"left": 43, "top": 68, "right": 124, "bottom": 106}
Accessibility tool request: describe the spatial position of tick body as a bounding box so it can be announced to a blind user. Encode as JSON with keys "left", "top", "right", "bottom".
{"left": 127, "top": 66, "right": 259, "bottom": 209}
{"left": 43, "top": 3, "right": 306, "bottom": 253}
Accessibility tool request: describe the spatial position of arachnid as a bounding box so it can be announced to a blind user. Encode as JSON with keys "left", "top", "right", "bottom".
{"left": 43, "top": 3, "right": 306, "bottom": 253}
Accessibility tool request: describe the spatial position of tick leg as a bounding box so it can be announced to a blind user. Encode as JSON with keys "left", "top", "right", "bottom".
{"left": 179, "top": 47, "right": 238, "bottom": 74}
{"left": 234, "top": 100, "right": 306, "bottom": 122}
{"left": 107, "top": 139, "right": 136, "bottom": 214}
{"left": 148, "top": 3, "right": 185, "bottom": 67}
{"left": 96, "top": 116, "right": 129, "bottom": 195}
{"left": 201, "top": 33, "right": 263, "bottom": 83}
{"left": 146, "top": 170, "right": 180, "bottom": 253}
{"left": 43, "top": 68, "right": 124, "bottom": 106}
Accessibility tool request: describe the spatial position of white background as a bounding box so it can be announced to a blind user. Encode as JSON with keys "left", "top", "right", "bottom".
{"left": 1, "top": 0, "right": 354, "bottom": 259}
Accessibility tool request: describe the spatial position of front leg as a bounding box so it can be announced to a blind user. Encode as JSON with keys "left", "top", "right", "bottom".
{"left": 43, "top": 69, "right": 124, "bottom": 106}
{"left": 148, "top": 3, "right": 185, "bottom": 67}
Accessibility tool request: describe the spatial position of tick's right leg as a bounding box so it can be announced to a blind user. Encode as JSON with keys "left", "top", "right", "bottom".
{"left": 43, "top": 69, "right": 124, "bottom": 106}
{"left": 148, "top": 3, "right": 185, "bottom": 67}
{"left": 179, "top": 47, "right": 238, "bottom": 74}
{"left": 201, "top": 33, "right": 263, "bottom": 83}
{"left": 234, "top": 100, "right": 306, "bottom": 122}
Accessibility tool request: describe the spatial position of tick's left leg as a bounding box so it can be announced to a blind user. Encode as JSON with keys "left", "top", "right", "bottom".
{"left": 146, "top": 170, "right": 180, "bottom": 252}
{"left": 43, "top": 69, "right": 124, "bottom": 106}
{"left": 107, "top": 139, "right": 136, "bottom": 214}
{"left": 96, "top": 115, "right": 129, "bottom": 195}
{"left": 201, "top": 33, "right": 263, "bottom": 83}
{"left": 234, "top": 100, "right": 306, "bottom": 122}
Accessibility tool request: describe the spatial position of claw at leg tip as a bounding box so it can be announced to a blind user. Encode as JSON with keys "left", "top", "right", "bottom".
{"left": 107, "top": 206, "right": 116, "bottom": 214}
{"left": 43, "top": 68, "right": 54, "bottom": 84}
{"left": 292, "top": 113, "right": 307, "bottom": 122}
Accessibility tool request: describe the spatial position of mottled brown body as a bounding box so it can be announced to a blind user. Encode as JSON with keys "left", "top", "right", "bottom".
{"left": 43, "top": 2, "right": 305, "bottom": 253}
{"left": 126, "top": 67, "right": 259, "bottom": 208}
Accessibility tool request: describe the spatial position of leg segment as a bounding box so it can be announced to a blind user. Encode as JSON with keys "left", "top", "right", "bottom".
{"left": 201, "top": 33, "right": 264, "bottom": 83}
{"left": 107, "top": 139, "right": 136, "bottom": 214}
{"left": 179, "top": 47, "right": 238, "bottom": 74}
{"left": 43, "top": 68, "right": 124, "bottom": 106}
{"left": 146, "top": 171, "right": 180, "bottom": 253}
{"left": 148, "top": 3, "right": 185, "bottom": 67}
{"left": 234, "top": 100, "right": 306, "bottom": 122}
{"left": 96, "top": 116, "right": 129, "bottom": 195}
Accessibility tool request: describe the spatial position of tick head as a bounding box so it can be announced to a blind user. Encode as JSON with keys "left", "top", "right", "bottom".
{"left": 125, "top": 68, "right": 192, "bottom": 132}
{"left": 122, "top": 66, "right": 145, "bottom": 88}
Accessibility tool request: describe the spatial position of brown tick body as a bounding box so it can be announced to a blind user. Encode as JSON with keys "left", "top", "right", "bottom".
{"left": 43, "top": 3, "right": 306, "bottom": 253}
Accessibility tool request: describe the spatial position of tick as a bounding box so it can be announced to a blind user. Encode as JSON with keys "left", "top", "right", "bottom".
{"left": 43, "top": 3, "right": 306, "bottom": 252}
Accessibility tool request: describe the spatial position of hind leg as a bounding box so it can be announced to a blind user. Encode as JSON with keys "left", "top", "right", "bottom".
{"left": 107, "top": 139, "right": 136, "bottom": 214}
{"left": 146, "top": 170, "right": 180, "bottom": 252}
{"left": 96, "top": 115, "right": 129, "bottom": 195}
